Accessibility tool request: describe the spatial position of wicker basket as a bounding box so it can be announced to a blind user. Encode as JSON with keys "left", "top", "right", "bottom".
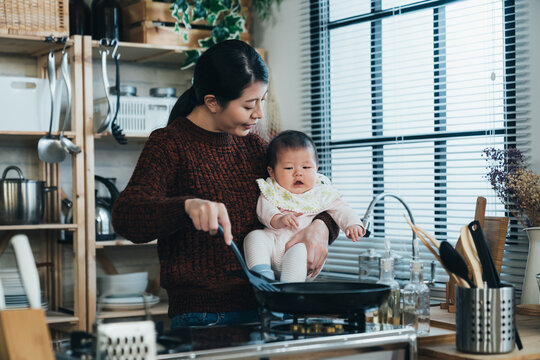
{"left": 0, "top": 0, "right": 69, "bottom": 38}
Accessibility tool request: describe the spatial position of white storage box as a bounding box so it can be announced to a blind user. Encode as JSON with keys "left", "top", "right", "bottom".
{"left": 0, "top": 76, "right": 55, "bottom": 132}
{"left": 94, "top": 96, "right": 176, "bottom": 136}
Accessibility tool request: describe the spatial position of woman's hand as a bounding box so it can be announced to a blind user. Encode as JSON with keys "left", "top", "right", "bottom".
{"left": 184, "top": 198, "right": 233, "bottom": 245}
{"left": 284, "top": 219, "right": 329, "bottom": 276}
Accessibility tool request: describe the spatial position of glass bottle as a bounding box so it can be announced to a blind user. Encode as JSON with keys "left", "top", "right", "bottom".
{"left": 92, "top": 0, "right": 123, "bottom": 41}
{"left": 374, "top": 257, "right": 401, "bottom": 326}
{"left": 69, "top": 0, "right": 91, "bottom": 36}
{"left": 402, "top": 259, "right": 430, "bottom": 335}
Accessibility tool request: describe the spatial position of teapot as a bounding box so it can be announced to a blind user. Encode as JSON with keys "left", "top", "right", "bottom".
{"left": 63, "top": 175, "right": 120, "bottom": 242}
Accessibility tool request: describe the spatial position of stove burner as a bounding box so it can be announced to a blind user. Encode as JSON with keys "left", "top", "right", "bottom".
{"left": 261, "top": 311, "right": 368, "bottom": 338}
{"left": 271, "top": 318, "right": 348, "bottom": 336}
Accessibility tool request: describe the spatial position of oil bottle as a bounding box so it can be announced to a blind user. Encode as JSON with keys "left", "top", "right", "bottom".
{"left": 374, "top": 256, "right": 401, "bottom": 325}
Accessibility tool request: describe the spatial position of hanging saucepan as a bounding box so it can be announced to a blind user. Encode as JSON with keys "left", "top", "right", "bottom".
{"left": 0, "top": 166, "right": 57, "bottom": 225}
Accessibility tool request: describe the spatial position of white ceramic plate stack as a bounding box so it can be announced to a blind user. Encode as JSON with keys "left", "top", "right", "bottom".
{"left": 101, "top": 294, "right": 160, "bottom": 311}
{"left": 0, "top": 268, "right": 48, "bottom": 310}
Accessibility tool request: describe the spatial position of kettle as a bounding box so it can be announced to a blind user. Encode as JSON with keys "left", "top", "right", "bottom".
{"left": 62, "top": 175, "right": 119, "bottom": 242}
{"left": 94, "top": 175, "right": 119, "bottom": 241}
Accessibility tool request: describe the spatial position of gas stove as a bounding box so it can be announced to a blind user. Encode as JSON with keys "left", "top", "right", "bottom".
{"left": 56, "top": 314, "right": 417, "bottom": 360}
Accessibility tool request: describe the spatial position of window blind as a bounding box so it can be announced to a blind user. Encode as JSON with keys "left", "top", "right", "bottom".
{"left": 299, "top": 0, "right": 531, "bottom": 296}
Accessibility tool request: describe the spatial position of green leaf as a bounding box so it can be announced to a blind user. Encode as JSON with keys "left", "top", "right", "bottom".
{"left": 183, "top": 31, "right": 189, "bottom": 43}
{"left": 222, "top": 0, "right": 232, "bottom": 9}
{"left": 192, "top": 2, "right": 207, "bottom": 22}
{"left": 181, "top": 50, "right": 201, "bottom": 70}
{"left": 207, "top": 14, "right": 217, "bottom": 26}
{"left": 223, "top": 13, "right": 245, "bottom": 35}
{"left": 199, "top": 36, "right": 216, "bottom": 48}
{"left": 211, "top": 25, "right": 230, "bottom": 43}
{"left": 208, "top": 0, "right": 227, "bottom": 15}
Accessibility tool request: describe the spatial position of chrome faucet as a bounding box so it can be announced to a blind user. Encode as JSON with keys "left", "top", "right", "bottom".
{"left": 361, "top": 192, "right": 419, "bottom": 259}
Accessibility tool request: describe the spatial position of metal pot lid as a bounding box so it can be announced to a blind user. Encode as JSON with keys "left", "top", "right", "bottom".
{"left": 149, "top": 87, "right": 176, "bottom": 98}
{"left": 109, "top": 85, "right": 137, "bottom": 96}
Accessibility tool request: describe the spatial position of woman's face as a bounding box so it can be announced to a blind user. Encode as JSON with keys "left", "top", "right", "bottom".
{"left": 214, "top": 81, "right": 268, "bottom": 137}
{"left": 268, "top": 147, "right": 318, "bottom": 194}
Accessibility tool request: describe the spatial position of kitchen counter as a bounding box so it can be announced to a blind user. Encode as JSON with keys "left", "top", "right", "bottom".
{"left": 420, "top": 307, "right": 540, "bottom": 360}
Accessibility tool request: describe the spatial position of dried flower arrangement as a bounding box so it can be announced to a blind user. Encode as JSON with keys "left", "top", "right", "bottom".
{"left": 484, "top": 147, "right": 540, "bottom": 227}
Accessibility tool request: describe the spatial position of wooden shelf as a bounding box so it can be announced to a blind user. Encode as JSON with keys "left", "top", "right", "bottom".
{"left": 0, "top": 35, "right": 73, "bottom": 57}
{"left": 96, "top": 239, "right": 157, "bottom": 248}
{"left": 0, "top": 224, "right": 78, "bottom": 231}
{"left": 0, "top": 131, "right": 76, "bottom": 142}
{"left": 97, "top": 301, "right": 168, "bottom": 319}
{"left": 46, "top": 311, "right": 79, "bottom": 325}
{"left": 91, "top": 39, "right": 194, "bottom": 64}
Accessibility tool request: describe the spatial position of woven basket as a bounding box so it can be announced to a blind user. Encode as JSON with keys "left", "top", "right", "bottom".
{"left": 0, "top": 0, "right": 69, "bottom": 38}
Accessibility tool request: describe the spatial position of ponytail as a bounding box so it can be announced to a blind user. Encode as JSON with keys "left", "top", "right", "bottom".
{"left": 168, "top": 86, "right": 198, "bottom": 124}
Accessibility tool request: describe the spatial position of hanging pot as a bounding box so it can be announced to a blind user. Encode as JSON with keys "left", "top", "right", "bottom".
{"left": 0, "top": 166, "right": 57, "bottom": 225}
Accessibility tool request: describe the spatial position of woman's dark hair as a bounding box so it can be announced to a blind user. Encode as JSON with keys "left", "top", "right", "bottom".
{"left": 266, "top": 130, "right": 319, "bottom": 169}
{"left": 168, "top": 40, "right": 268, "bottom": 123}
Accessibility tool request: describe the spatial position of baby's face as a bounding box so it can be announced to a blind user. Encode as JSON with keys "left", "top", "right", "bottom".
{"left": 268, "top": 147, "right": 318, "bottom": 194}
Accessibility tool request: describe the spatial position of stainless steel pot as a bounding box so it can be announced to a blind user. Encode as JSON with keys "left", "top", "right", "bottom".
{"left": 0, "top": 165, "right": 57, "bottom": 225}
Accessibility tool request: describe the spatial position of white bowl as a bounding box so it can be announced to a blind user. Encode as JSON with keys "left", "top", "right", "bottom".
{"left": 97, "top": 272, "right": 148, "bottom": 297}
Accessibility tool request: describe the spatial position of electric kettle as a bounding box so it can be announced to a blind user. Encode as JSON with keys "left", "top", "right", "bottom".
{"left": 94, "top": 175, "right": 119, "bottom": 241}
{"left": 63, "top": 175, "right": 119, "bottom": 242}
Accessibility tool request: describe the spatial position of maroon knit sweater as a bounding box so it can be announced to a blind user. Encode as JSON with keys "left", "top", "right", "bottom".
{"left": 112, "top": 117, "right": 338, "bottom": 317}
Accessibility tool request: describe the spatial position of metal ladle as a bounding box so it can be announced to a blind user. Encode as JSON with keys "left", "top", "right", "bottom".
{"left": 59, "top": 49, "right": 81, "bottom": 154}
{"left": 37, "top": 49, "right": 66, "bottom": 163}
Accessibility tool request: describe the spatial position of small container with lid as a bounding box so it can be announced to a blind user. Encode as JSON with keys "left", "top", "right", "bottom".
{"left": 149, "top": 87, "right": 177, "bottom": 98}
{"left": 109, "top": 85, "right": 137, "bottom": 97}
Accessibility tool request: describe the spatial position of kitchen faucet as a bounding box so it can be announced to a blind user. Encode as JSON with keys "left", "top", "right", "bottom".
{"left": 360, "top": 192, "right": 419, "bottom": 260}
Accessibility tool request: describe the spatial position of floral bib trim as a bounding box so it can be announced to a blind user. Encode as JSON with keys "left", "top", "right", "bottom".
{"left": 256, "top": 173, "right": 342, "bottom": 214}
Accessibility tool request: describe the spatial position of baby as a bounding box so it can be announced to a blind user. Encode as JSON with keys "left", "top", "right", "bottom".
{"left": 244, "top": 130, "right": 365, "bottom": 282}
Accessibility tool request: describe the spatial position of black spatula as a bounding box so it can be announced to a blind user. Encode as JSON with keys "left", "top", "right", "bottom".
{"left": 439, "top": 241, "right": 474, "bottom": 288}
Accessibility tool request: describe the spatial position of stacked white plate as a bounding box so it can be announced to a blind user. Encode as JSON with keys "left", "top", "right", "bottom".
{"left": 100, "top": 294, "right": 160, "bottom": 311}
{"left": 0, "top": 268, "right": 48, "bottom": 310}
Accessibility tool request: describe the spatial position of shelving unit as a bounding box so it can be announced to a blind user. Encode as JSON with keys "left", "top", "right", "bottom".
{"left": 83, "top": 35, "right": 184, "bottom": 329}
{"left": 0, "top": 35, "right": 87, "bottom": 333}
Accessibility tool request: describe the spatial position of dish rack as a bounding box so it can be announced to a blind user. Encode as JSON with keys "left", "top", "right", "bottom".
{"left": 94, "top": 96, "right": 176, "bottom": 136}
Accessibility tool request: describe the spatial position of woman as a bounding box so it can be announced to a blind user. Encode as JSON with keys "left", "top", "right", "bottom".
{"left": 112, "top": 40, "right": 338, "bottom": 328}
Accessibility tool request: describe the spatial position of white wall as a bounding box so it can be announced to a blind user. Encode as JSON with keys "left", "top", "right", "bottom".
{"left": 527, "top": 0, "right": 540, "bottom": 172}
{"left": 252, "top": 1, "right": 304, "bottom": 132}
{"left": 253, "top": 0, "right": 540, "bottom": 169}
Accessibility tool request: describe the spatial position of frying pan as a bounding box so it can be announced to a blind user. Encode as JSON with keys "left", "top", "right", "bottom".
{"left": 218, "top": 226, "right": 390, "bottom": 314}
{"left": 252, "top": 281, "right": 391, "bottom": 315}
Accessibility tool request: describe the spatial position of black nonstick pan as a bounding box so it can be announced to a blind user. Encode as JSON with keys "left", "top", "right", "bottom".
{"left": 252, "top": 281, "right": 390, "bottom": 315}
{"left": 218, "top": 226, "right": 390, "bottom": 315}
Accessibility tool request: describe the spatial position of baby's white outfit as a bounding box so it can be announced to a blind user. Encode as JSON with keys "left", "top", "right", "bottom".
{"left": 244, "top": 173, "right": 362, "bottom": 282}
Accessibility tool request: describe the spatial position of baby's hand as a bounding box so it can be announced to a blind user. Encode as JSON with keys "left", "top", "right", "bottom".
{"left": 272, "top": 214, "right": 299, "bottom": 230}
{"left": 346, "top": 225, "right": 366, "bottom": 242}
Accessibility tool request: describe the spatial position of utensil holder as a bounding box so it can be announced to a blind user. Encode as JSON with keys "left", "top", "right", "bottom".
{"left": 456, "top": 284, "right": 515, "bottom": 354}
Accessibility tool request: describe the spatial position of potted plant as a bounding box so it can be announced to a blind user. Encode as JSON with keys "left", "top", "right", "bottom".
{"left": 484, "top": 147, "right": 540, "bottom": 303}
{"left": 170, "top": 0, "right": 281, "bottom": 68}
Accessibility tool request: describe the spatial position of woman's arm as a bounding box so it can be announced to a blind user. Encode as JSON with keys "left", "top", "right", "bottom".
{"left": 112, "top": 129, "right": 194, "bottom": 243}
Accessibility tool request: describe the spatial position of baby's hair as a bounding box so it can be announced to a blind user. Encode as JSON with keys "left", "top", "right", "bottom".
{"left": 266, "top": 130, "right": 319, "bottom": 169}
